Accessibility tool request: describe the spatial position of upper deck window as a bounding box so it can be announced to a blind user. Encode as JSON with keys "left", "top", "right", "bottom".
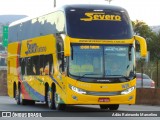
{"left": 66, "top": 8, "right": 133, "bottom": 39}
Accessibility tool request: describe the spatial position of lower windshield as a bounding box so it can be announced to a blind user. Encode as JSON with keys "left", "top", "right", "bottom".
{"left": 69, "top": 45, "right": 135, "bottom": 81}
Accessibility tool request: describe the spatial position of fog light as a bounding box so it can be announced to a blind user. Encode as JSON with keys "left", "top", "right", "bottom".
{"left": 128, "top": 96, "right": 133, "bottom": 101}
{"left": 72, "top": 95, "right": 78, "bottom": 101}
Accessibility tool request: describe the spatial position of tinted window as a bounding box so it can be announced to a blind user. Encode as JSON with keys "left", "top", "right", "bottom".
{"left": 66, "top": 8, "right": 133, "bottom": 39}
{"left": 20, "top": 54, "right": 53, "bottom": 75}
{"left": 69, "top": 45, "right": 135, "bottom": 82}
{"left": 9, "top": 11, "right": 65, "bottom": 42}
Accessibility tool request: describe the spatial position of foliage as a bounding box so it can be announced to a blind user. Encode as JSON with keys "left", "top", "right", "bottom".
{"left": 132, "top": 20, "right": 156, "bottom": 42}
{"left": 132, "top": 20, "right": 160, "bottom": 60}
{"left": 148, "top": 31, "right": 160, "bottom": 60}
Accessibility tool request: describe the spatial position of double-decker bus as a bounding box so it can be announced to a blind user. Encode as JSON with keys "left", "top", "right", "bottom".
{"left": 7, "top": 4, "right": 147, "bottom": 110}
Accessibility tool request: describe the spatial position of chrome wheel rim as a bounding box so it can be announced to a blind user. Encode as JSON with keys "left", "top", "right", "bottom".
{"left": 15, "top": 89, "right": 18, "bottom": 102}
{"left": 47, "top": 91, "right": 51, "bottom": 107}
{"left": 20, "top": 91, "right": 22, "bottom": 104}
{"left": 54, "top": 92, "right": 58, "bottom": 108}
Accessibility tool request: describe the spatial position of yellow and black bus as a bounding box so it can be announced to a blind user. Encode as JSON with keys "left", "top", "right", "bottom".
{"left": 7, "top": 4, "right": 147, "bottom": 110}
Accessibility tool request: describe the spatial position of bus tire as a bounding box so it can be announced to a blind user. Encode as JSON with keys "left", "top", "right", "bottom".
{"left": 47, "top": 87, "right": 66, "bottom": 110}
{"left": 15, "top": 87, "right": 20, "bottom": 105}
{"left": 27, "top": 100, "right": 35, "bottom": 105}
{"left": 47, "top": 88, "right": 54, "bottom": 109}
{"left": 16, "top": 86, "right": 27, "bottom": 105}
{"left": 53, "top": 91, "right": 66, "bottom": 110}
{"left": 108, "top": 104, "right": 119, "bottom": 110}
{"left": 99, "top": 105, "right": 109, "bottom": 109}
{"left": 14, "top": 83, "right": 17, "bottom": 99}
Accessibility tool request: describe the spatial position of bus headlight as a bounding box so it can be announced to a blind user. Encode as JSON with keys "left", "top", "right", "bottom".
{"left": 69, "top": 85, "right": 86, "bottom": 94}
{"left": 121, "top": 87, "right": 135, "bottom": 95}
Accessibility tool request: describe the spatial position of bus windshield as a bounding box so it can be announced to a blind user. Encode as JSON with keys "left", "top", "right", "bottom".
{"left": 66, "top": 8, "right": 133, "bottom": 39}
{"left": 69, "top": 45, "right": 135, "bottom": 82}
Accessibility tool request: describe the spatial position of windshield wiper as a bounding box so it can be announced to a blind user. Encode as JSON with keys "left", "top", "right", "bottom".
{"left": 78, "top": 73, "right": 103, "bottom": 80}
{"left": 106, "top": 75, "right": 130, "bottom": 81}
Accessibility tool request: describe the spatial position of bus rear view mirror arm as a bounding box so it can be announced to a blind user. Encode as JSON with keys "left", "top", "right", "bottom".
{"left": 64, "top": 36, "right": 71, "bottom": 56}
{"left": 134, "top": 35, "right": 147, "bottom": 57}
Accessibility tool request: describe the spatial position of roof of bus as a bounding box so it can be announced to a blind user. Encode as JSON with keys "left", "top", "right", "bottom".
{"left": 63, "top": 4, "right": 125, "bottom": 11}
{"left": 9, "top": 4, "right": 126, "bottom": 27}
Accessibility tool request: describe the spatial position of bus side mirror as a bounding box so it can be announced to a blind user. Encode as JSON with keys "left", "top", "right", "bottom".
{"left": 134, "top": 35, "right": 147, "bottom": 57}
{"left": 64, "top": 36, "right": 71, "bottom": 56}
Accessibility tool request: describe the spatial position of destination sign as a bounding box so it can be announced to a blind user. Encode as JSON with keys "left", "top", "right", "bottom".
{"left": 80, "top": 12, "right": 121, "bottom": 21}
{"left": 80, "top": 45, "right": 100, "bottom": 49}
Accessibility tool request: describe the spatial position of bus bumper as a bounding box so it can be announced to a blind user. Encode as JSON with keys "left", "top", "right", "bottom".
{"left": 65, "top": 88, "right": 136, "bottom": 105}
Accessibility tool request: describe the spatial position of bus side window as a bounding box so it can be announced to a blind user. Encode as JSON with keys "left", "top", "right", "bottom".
{"left": 48, "top": 54, "right": 53, "bottom": 75}
{"left": 56, "top": 35, "right": 64, "bottom": 73}
{"left": 39, "top": 55, "right": 44, "bottom": 75}
{"left": 20, "top": 58, "right": 26, "bottom": 75}
{"left": 32, "top": 56, "right": 40, "bottom": 75}
{"left": 43, "top": 54, "right": 53, "bottom": 75}
{"left": 26, "top": 57, "right": 35, "bottom": 75}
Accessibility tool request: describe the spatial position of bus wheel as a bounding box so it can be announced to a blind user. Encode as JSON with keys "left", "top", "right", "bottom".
{"left": 16, "top": 86, "right": 27, "bottom": 105}
{"left": 15, "top": 87, "right": 20, "bottom": 105}
{"left": 100, "top": 105, "right": 109, "bottom": 109}
{"left": 47, "top": 89, "right": 54, "bottom": 109}
{"left": 108, "top": 104, "right": 119, "bottom": 110}
{"left": 27, "top": 100, "right": 35, "bottom": 105}
{"left": 53, "top": 91, "right": 66, "bottom": 110}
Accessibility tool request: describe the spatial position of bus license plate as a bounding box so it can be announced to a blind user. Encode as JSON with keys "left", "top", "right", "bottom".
{"left": 98, "top": 98, "right": 110, "bottom": 102}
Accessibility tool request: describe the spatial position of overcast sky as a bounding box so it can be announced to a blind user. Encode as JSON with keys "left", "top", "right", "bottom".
{"left": 0, "top": 0, "right": 159, "bottom": 26}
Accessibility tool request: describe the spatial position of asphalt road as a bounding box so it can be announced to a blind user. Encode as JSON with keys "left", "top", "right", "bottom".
{"left": 0, "top": 96, "right": 160, "bottom": 120}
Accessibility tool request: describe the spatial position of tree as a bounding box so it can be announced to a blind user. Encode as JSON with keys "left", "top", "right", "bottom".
{"left": 148, "top": 31, "right": 160, "bottom": 60}
{"left": 132, "top": 20, "right": 157, "bottom": 59}
{"left": 132, "top": 20, "right": 156, "bottom": 42}
{"left": 148, "top": 31, "right": 160, "bottom": 87}
{"left": 133, "top": 20, "right": 160, "bottom": 87}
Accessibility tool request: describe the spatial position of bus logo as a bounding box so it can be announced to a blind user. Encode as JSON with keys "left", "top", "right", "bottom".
{"left": 25, "top": 41, "right": 47, "bottom": 55}
{"left": 80, "top": 12, "right": 121, "bottom": 21}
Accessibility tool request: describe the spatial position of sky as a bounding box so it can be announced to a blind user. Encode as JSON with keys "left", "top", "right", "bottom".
{"left": 0, "top": 0, "right": 160, "bottom": 26}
